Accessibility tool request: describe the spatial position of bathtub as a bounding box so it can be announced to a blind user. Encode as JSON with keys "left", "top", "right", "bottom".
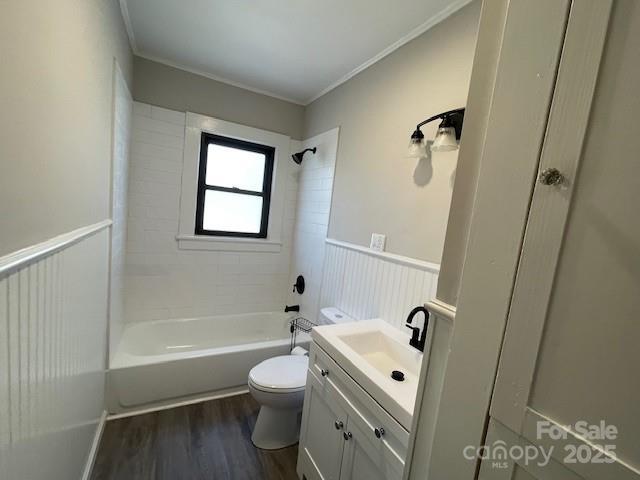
{"left": 107, "top": 312, "right": 309, "bottom": 413}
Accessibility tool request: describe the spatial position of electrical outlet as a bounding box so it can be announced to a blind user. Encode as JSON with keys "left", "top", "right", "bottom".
{"left": 370, "top": 233, "right": 386, "bottom": 252}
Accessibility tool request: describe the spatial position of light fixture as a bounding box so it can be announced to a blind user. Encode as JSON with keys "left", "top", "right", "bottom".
{"left": 291, "top": 147, "right": 317, "bottom": 164}
{"left": 407, "top": 107, "right": 465, "bottom": 159}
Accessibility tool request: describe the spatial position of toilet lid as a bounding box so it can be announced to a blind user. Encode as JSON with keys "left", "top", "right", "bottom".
{"left": 249, "top": 355, "right": 308, "bottom": 392}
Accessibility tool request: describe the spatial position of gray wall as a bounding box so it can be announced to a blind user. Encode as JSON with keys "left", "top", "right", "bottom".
{"left": 0, "top": 0, "right": 133, "bottom": 257}
{"left": 304, "top": 2, "right": 480, "bottom": 262}
{"left": 133, "top": 57, "right": 305, "bottom": 140}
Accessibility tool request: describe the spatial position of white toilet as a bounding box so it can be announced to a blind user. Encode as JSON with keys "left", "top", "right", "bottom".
{"left": 248, "top": 307, "right": 354, "bottom": 450}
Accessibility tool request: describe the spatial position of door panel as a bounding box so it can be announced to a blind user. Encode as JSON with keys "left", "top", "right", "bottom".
{"left": 526, "top": 0, "right": 640, "bottom": 462}
{"left": 486, "top": 0, "right": 640, "bottom": 478}
{"left": 300, "top": 372, "right": 347, "bottom": 480}
{"left": 339, "top": 418, "right": 403, "bottom": 480}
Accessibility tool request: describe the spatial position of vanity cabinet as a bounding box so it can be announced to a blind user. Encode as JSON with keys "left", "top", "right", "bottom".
{"left": 297, "top": 343, "right": 409, "bottom": 480}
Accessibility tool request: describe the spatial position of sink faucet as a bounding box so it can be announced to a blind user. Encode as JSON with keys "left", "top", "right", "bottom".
{"left": 405, "top": 306, "right": 430, "bottom": 352}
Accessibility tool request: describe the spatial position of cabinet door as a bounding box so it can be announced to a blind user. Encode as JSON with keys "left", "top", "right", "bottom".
{"left": 299, "top": 371, "right": 347, "bottom": 480}
{"left": 480, "top": 1, "right": 640, "bottom": 479}
{"left": 339, "top": 418, "right": 403, "bottom": 480}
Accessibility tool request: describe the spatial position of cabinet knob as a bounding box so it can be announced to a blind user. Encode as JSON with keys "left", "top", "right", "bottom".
{"left": 538, "top": 167, "right": 565, "bottom": 186}
{"left": 320, "top": 369, "right": 329, "bottom": 377}
{"left": 374, "top": 427, "right": 385, "bottom": 438}
{"left": 334, "top": 420, "right": 344, "bottom": 430}
{"left": 343, "top": 431, "right": 352, "bottom": 441}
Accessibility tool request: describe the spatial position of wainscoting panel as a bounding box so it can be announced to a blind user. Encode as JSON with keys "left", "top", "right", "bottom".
{"left": 0, "top": 224, "right": 110, "bottom": 480}
{"left": 319, "top": 240, "right": 439, "bottom": 330}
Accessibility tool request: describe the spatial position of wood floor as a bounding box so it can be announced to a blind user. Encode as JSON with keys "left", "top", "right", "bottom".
{"left": 90, "top": 394, "right": 299, "bottom": 480}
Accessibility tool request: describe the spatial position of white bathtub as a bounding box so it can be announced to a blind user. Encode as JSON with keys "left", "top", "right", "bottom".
{"left": 107, "top": 312, "right": 309, "bottom": 413}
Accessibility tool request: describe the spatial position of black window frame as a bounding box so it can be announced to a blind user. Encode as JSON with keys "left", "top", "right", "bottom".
{"left": 195, "top": 132, "right": 275, "bottom": 239}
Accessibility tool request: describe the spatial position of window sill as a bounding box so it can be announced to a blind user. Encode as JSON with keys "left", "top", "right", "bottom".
{"left": 176, "top": 235, "right": 282, "bottom": 253}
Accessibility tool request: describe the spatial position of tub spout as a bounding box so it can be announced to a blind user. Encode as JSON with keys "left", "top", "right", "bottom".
{"left": 284, "top": 305, "right": 300, "bottom": 313}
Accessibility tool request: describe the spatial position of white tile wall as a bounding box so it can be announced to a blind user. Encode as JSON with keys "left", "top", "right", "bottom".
{"left": 109, "top": 65, "right": 132, "bottom": 356}
{"left": 287, "top": 128, "right": 339, "bottom": 323}
{"left": 0, "top": 226, "right": 110, "bottom": 480}
{"left": 124, "top": 102, "right": 297, "bottom": 323}
{"left": 320, "top": 240, "right": 439, "bottom": 330}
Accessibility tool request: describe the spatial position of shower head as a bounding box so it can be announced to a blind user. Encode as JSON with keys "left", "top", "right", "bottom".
{"left": 292, "top": 147, "right": 317, "bottom": 164}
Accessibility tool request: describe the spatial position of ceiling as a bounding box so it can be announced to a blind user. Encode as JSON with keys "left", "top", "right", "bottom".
{"left": 121, "top": 0, "right": 472, "bottom": 105}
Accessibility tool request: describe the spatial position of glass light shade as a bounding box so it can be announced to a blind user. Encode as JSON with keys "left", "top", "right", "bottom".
{"left": 431, "top": 126, "right": 458, "bottom": 152}
{"left": 407, "top": 137, "right": 427, "bottom": 159}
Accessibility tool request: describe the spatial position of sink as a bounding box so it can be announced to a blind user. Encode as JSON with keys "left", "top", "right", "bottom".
{"left": 337, "top": 330, "right": 421, "bottom": 379}
{"left": 311, "top": 319, "right": 424, "bottom": 430}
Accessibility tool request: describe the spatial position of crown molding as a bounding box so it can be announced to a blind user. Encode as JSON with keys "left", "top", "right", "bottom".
{"left": 304, "top": 0, "right": 474, "bottom": 104}
{"left": 134, "top": 52, "right": 306, "bottom": 105}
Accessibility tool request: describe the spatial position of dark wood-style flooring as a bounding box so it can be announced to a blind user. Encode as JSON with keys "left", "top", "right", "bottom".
{"left": 90, "top": 394, "right": 299, "bottom": 480}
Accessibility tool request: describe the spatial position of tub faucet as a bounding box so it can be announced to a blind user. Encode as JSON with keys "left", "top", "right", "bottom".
{"left": 285, "top": 305, "right": 300, "bottom": 313}
{"left": 405, "top": 306, "right": 430, "bottom": 352}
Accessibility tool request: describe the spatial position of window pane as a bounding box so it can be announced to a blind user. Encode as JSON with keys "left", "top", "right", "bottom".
{"left": 202, "top": 190, "right": 263, "bottom": 234}
{"left": 205, "top": 144, "right": 266, "bottom": 191}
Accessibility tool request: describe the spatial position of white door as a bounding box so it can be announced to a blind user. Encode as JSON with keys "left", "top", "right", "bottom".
{"left": 339, "top": 417, "right": 403, "bottom": 480}
{"left": 481, "top": 1, "right": 640, "bottom": 479}
{"left": 299, "top": 371, "right": 348, "bottom": 480}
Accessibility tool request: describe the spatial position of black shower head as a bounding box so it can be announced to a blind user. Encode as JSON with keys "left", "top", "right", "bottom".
{"left": 292, "top": 147, "right": 317, "bottom": 164}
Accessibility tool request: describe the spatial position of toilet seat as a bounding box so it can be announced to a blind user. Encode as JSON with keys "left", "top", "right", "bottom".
{"left": 249, "top": 355, "right": 308, "bottom": 394}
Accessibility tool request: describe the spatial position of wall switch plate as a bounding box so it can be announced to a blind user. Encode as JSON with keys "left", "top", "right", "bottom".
{"left": 370, "top": 233, "right": 386, "bottom": 252}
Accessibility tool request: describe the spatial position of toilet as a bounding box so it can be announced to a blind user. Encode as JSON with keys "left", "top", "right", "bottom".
{"left": 248, "top": 307, "right": 354, "bottom": 450}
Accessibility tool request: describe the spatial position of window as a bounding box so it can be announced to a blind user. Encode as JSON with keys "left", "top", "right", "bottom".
{"left": 195, "top": 133, "right": 275, "bottom": 238}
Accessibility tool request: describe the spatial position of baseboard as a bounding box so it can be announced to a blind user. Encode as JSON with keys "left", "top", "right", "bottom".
{"left": 107, "top": 386, "right": 250, "bottom": 420}
{"left": 81, "top": 410, "right": 108, "bottom": 480}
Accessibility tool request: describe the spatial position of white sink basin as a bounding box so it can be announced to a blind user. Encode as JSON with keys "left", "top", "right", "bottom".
{"left": 337, "top": 330, "right": 421, "bottom": 378}
{"left": 311, "top": 319, "right": 423, "bottom": 430}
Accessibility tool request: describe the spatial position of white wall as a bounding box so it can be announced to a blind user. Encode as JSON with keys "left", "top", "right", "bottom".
{"left": 124, "top": 102, "right": 298, "bottom": 323}
{"left": 287, "top": 128, "right": 340, "bottom": 322}
{"left": 109, "top": 64, "right": 133, "bottom": 357}
{"left": 437, "top": 0, "right": 509, "bottom": 306}
{"left": 303, "top": 2, "right": 480, "bottom": 263}
{"left": 0, "top": 1, "right": 132, "bottom": 478}
{"left": 0, "top": 0, "right": 132, "bottom": 257}
{"left": 0, "top": 226, "right": 110, "bottom": 480}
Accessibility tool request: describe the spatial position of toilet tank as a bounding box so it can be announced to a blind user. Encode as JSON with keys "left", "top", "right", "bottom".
{"left": 318, "top": 307, "right": 354, "bottom": 325}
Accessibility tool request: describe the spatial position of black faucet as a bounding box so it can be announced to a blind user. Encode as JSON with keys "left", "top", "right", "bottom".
{"left": 285, "top": 305, "right": 300, "bottom": 313}
{"left": 405, "top": 306, "right": 429, "bottom": 352}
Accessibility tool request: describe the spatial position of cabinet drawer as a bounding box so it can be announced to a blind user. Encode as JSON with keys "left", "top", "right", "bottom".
{"left": 309, "top": 343, "right": 410, "bottom": 467}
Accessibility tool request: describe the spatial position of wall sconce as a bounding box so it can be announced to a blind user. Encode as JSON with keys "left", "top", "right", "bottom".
{"left": 407, "top": 108, "right": 465, "bottom": 159}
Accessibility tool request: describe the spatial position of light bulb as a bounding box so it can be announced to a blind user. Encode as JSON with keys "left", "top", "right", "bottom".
{"left": 431, "top": 126, "right": 458, "bottom": 152}
{"left": 407, "top": 138, "right": 426, "bottom": 159}
{"left": 407, "top": 128, "right": 427, "bottom": 159}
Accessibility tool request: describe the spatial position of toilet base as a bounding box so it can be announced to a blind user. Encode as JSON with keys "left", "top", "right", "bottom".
{"left": 251, "top": 405, "right": 302, "bottom": 450}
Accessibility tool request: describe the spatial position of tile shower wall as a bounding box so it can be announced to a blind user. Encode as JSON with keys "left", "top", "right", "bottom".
{"left": 109, "top": 65, "right": 132, "bottom": 356}
{"left": 319, "top": 240, "right": 439, "bottom": 330}
{"left": 124, "top": 102, "right": 297, "bottom": 323}
{"left": 287, "top": 128, "right": 339, "bottom": 323}
{"left": 0, "top": 226, "right": 110, "bottom": 480}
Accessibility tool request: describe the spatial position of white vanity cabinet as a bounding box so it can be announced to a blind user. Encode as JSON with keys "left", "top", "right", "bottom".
{"left": 297, "top": 342, "right": 409, "bottom": 480}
